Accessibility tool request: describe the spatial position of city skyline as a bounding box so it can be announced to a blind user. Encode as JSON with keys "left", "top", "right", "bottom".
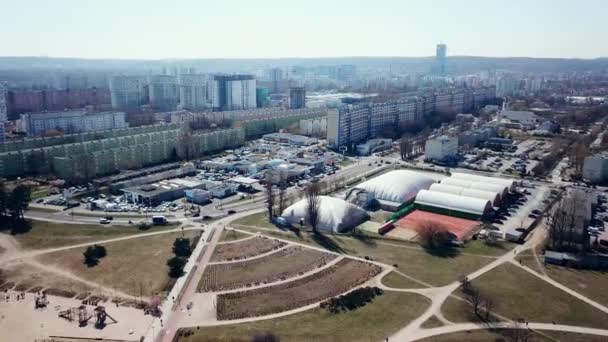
{"left": 1, "top": 0, "right": 607, "bottom": 60}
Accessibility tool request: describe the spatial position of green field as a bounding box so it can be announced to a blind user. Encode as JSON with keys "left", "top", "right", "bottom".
{"left": 381, "top": 271, "right": 426, "bottom": 289}
{"left": 38, "top": 230, "right": 199, "bottom": 297}
{"left": 441, "top": 264, "right": 608, "bottom": 329}
{"left": 177, "top": 291, "right": 429, "bottom": 342}
{"left": 11, "top": 220, "right": 178, "bottom": 249}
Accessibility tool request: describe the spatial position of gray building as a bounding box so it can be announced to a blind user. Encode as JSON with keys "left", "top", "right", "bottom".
{"left": 583, "top": 152, "right": 608, "bottom": 184}
{"left": 0, "top": 81, "right": 7, "bottom": 123}
{"left": 289, "top": 87, "right": 306, "bottom": 109}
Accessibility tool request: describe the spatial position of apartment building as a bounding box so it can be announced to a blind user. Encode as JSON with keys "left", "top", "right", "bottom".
{"left": 19, "top": 109, "right": 128, "bottom": 136}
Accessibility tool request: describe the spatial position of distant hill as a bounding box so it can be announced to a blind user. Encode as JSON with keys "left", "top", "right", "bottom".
{"left": 0, "top": 56, "right": 607, "bottom": 73}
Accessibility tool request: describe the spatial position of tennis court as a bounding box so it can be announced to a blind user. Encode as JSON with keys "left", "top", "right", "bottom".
{"left": 394, "top": 209, "right": 480, "bottom": 241}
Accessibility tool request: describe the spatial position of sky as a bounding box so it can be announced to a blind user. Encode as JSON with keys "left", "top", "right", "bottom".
{"left": 1, "top": 0, "right": 607, "bottom": 60}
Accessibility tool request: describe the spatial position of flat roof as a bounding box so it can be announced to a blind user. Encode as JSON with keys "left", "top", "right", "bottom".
{"left": 230, "top": 176, "right": 259, "bottom": 185}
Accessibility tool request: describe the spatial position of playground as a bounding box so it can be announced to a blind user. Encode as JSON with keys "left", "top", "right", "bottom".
{"left": 0, "top": 290, "right": 154, "bottom": 342}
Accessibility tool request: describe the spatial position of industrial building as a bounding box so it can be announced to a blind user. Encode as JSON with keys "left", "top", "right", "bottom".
{"left": 122, "top": 178, "right": 206, "bottom": 206}
{"left": 281, "top": 196, "right": 369, "bottom": 233}
{"left": 262, "top": 132, "right": 318, "bottom": 146}
{"left": 497, "top": 110, "right": 541, "bottom": 130}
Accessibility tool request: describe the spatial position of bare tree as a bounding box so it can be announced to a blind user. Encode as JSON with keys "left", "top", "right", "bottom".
{"left": 416, "top": 221, "right": 453, "bottom": 250}
{"left": 278, "top": 175, "right": 287, "bottom": 215}
{"left": 305, "top": 181, "right": 322, "bottom": 234}
{"left": 264, "top": 176, "right": 275, "bottom": 223}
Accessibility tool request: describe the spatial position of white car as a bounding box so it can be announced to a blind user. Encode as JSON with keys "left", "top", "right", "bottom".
{"left": 99, "top": 218, "right": 110, "bottom": 224}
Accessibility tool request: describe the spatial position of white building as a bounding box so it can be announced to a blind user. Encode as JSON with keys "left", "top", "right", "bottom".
{"left": 212, "top": 75, "right": 257, "bottom": 111}
{"left": 425, "top": 135, "right": 458, "bottom": 161}
{"left": 19, "top": 110, "right": 128, "bottom": 136}
{"left": 178, "top": 74, "right": 210, "bottom": 110}
{"left": 497, "top": 110, "right": 540, "bottom": 130}
{"left": 148, "top": 75, "right": 179, "bottom": 111}
{"left": 299, "top": 117, "right": 327, "bottom": 137}
{"left": 583, "top": 153, "right": 608, "bottom": 184}
{"left": 281, "top": 196, "right": 368, "bottom": 233}
{"left": 109, "top": 75, "right": 146, "bottom": 111}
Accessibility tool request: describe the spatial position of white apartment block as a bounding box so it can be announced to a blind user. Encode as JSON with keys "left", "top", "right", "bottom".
{"left": 212, "top": 75, "right": 257, "bottom": 111}
{"left": 148, "top": 75, "right": 179, "bottom": 111}
{"left": 109, "top": 76, "right": 145, "bottom": 110}
{"left": 20, "top": 110, "right": 128, "bottom": 137}
{"left": 425, "top": 135, "right": 458, "bottom": 161}
{"left": 178, "top": 74, "right": 210, "bottom": 110}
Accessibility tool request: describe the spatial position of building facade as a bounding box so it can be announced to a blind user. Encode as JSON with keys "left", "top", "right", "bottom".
{"left": 583, "top": 153, "right": 608, "bottom": 184}
{"left": 0, "top": 82, "right": 9, "bottom": 123}
{"left": 148, "top": 75, "right": 179, "bottom": 111}
{"left": 212, "top": 75, "right": 256, "bottom": 111}
{"left": 109, "top": 76, "right": 146, "bottom": 111}
{"left": 19, "top": 110, "right": 128, "bottom": 137}
{"left": 178, "top": 74, "right": 210, "bottom": 110}
{"left": 425, "top": 135, "right": 458, "bottom": 161}
{"left": 327, "top": 86, "right": 495, "bottom": 149}
{"left": 289, "top": 87, "right": 306, "bottom": 109}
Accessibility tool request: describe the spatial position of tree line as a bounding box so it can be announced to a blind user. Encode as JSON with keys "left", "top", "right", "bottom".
{"left": 0, "top": 182, "right": 32, "bottom": 234}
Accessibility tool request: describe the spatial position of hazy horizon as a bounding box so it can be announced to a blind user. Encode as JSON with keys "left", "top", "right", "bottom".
{"left": 1, "top": 0, "right": 607, "bottom": 60}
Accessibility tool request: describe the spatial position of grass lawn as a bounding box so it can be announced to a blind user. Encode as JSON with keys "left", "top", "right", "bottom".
{"left": 441, "top": 264, "right": 608, "bottom": 329}
{"left": 177, "top": 291, "right": 429, "bottom": 342}
{"left": 381, "top": 271, "right": 426, "bottom": 289}
{"left": 218, "top": 229, "right": 252, "bottom": 242}
{"left": 235, "top": 225, "right": 495, "bottom": 287}
{"left": 11, "top": 220, "right": 178, "bottom": 250}
{"left": 420, "top": 315, "right": 444, "bottom": 329}
{"left": 461, "top": 239, "right": 515, "bottom": 257}
{"left": 542, "top": 265, "right": 608, "bottom": 308}
{"left": 232, "top": 212, "right": 275, "bottom": 229}
{"left": 37, "top": 230, "right": 199, "bottom": 297}
{"left": 417, "top": 330, "right": 607, "bottom": 342}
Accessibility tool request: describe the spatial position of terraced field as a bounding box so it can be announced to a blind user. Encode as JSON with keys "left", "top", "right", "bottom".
{"left": 200, "top": 246, "right": 338, "bottom": 292}
{"left": 210, "top": 236, "right": 287, "bottom": 262}
{"left": 217, "top": 258, "right": 382, "bottom": 320}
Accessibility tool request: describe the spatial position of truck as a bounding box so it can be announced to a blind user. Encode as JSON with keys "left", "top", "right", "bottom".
{"left": 152, "top": 215, "right": 167, "bottom": 225}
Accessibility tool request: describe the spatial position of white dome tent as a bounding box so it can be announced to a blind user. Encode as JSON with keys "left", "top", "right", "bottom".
{"left": 415, "top": 190, "right": 493, "bottom": 218}
{"left": 440, "top": 177, "right": 508, "bottom": 200}
{"left": 450, "top": 172, "right": 517, "bottom": 192}
{"left": 281, "top": 196, "right": 369, "bottom": 233}
{"left": 429, "top": 183, "right": 501, "bottom": 207}
{"left": 348, "top": 170, "right": 435, "bottom": 207}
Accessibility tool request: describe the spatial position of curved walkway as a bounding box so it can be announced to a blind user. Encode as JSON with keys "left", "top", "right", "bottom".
{"left": 408, "top": 322, "right": 608, "bottom": 341}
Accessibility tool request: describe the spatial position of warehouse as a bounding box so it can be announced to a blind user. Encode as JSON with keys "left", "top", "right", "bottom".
{"left": 415, "top": 189, "right": 493, "bottom": 219}
{"left": 281, "top": 196, "right": 369, "bottom": 233}
{"left": 429, "top": 183, "right": 501, "bottom": 207}
{"left": 346, "top": 170, "right": 435, "bottom": 210}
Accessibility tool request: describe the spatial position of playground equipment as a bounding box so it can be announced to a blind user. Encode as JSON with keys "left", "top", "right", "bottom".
{"left": 94, "top": 306, "right": 117, "bottom": 329}
{"left": 34, "top": 295, "right": 49, "bottom": 309}
{"left": 58, "top": 305, "right": 117, "bottom": 329}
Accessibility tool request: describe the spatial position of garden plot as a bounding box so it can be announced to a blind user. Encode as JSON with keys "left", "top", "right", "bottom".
{"left": 217, "top": 258, "right": 382, "bottom": 320}
{"left": 210, "top": 236, "right": 287, "bottom": 262}
{"left": 200, "top": 246, "right": 337, "bottom": 292}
